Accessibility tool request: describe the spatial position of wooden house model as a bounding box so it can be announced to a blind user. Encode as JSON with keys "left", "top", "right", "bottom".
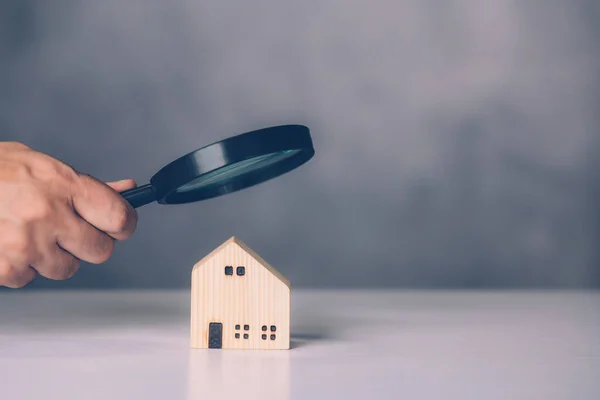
{"left": 190, "top": 236, "right": 290, "bottom": 350}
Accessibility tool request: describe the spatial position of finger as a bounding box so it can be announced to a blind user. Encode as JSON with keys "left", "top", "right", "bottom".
{"left": 105, "top": 179, "right": 137, "bottom": 193}
{"left": 0, "top": 258, "right": 36, "bottom": 288}
{"left": 30, "top": 244, "right": 80, "bottom": 281}
{"left": 71, "top": 173, "right": 138, "bottom": 240}
{"left": 57, "top": 214, "right": 115, "bottom": 264}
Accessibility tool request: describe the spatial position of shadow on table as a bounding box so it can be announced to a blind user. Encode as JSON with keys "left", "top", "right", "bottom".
{"left": 290, "top": 332, "right": 331, "bottom": 349}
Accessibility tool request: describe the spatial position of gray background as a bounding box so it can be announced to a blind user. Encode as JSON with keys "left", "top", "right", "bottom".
{"left": 1, "top": 0, "right": 599, "bottom": 289}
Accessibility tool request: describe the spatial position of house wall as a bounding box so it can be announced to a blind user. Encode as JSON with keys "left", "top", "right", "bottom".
{"left": 191, "top": 241, "right": 290, "bottom": 349}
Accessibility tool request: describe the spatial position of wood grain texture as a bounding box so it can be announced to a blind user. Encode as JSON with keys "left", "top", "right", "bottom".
{"left": 190, "top": 237, "right": 290, "bottom": 350}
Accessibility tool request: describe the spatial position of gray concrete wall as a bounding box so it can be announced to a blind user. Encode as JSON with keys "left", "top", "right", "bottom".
{"left": 1, "top": 0, "right": 599, "bottom": 288}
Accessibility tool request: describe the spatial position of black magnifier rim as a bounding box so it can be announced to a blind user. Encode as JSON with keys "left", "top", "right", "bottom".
{"left": 150, "top": 124, "right": 314, "bottom": 204}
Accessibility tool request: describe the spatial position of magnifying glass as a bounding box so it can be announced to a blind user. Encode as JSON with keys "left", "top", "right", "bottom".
{"left": 121, "top": 124, "right": 314, "bottom": 208}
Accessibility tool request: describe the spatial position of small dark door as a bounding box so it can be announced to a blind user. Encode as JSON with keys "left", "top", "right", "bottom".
{"left": 208, "top": 322, "right": 223, "bottom": 349}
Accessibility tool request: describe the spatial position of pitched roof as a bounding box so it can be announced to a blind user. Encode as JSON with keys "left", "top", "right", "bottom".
{"left": 193, "top": 236, "right": 290, "bottom": 288}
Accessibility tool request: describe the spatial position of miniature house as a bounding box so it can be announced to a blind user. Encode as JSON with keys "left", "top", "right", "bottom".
{"left": 190, "top": 236, "right": 290, "bottom": 350}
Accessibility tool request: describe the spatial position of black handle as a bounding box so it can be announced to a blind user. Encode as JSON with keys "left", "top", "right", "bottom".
{"left": 121, "top": 184, "right": 156, "bottom": 208}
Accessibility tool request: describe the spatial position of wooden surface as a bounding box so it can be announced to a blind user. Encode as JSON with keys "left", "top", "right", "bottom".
{"left": 1, "top": 290, "right": 599, "bottom": 400}
{"left": 190, "top": 237, "right": 290, "bottom": 349}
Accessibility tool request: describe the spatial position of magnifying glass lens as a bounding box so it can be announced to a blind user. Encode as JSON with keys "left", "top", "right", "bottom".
{"left": 174, "top": 149, "right": 300, "bottom": 194}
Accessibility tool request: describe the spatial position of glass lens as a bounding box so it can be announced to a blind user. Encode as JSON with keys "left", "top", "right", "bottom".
{"left": 174, "top": 150, "right": 300, "bottom": 194}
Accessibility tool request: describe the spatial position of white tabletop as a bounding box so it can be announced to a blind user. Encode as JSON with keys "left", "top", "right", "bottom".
{"left": 1, "top": 290, "right": 599, "bottom": 399}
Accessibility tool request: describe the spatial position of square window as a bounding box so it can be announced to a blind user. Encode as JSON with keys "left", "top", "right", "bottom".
{"left": 235, "top": 333, "right": 240, "bottom": 339}
{"left": 225, "top": 266, "right": 233, "bottom": 275}
{"left": 243, "top": 334, "right": 249, "bottom": 339}
{"left": 270, "top": 334, "right": 276, "bottom": 340}
{"left": 262, "top": 334, "right": 267, "bottom": 340}
{"left": 270, "top": 325, "right": 276, "bottom": 332}
{"left": 235, "top": 325, "right": 240, "bottom": 330}
{"left": 236, "top": 266, "right": 245, "bottom": 276}
{"left": 244, "top": 325, "right": 249, "bottom": 331}
{"left": 262, "top": 325, "right": 267, "bottom": 331}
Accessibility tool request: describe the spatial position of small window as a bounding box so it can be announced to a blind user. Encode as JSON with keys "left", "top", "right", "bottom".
{"left": 225, "top": 266, "right": 233, "bottom": 275}
{"left": 235, "top": 333, "right": 240, "bottom": 339}
{"left": 244, "top": 325, "right": 249, "bottom": 331}
{"left": 270, "top": 334, "right": 276, "bottom": 340}
{"left": 270, "top": 325, "right": 276, "bottom": 332}
{"left": 243, "top": 334, "right": 249, "bottom": 339}
{"left": 261, "top": 334, "right": 267, "bottom": 340}
{"left": 262, "top": 325, "right": 267, "bottom": 331}
{"left": 235, "top": 325, "right": 240, "bottom": 330}
{"left": 236, "top": 266, "right": 245, "bottom": 276}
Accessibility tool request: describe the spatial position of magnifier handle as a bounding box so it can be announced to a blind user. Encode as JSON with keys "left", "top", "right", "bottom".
{"left": 121, "top": 184, "right": 156, "bottom": 208}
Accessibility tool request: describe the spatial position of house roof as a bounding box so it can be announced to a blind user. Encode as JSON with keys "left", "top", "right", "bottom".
{"left": 193, "top": 236, "right": 291, "bottom": 288}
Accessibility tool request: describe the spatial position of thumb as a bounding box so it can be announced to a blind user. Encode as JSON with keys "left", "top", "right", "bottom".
{"left": 105, "top": 179, "right": 137, "bottom": 193}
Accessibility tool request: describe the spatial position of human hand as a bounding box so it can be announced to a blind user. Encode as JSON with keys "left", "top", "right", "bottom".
{"left": 0, "top": 142, "right": 138, "bottom": 288}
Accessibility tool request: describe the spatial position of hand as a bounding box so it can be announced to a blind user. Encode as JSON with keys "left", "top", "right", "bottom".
{"left": 0, "top": 142, "right": 138, "bottom": 288}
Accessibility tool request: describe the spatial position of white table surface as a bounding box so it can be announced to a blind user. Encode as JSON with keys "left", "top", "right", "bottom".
{"left": 1, "top": 289, "right": 599, "bottom": 399}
